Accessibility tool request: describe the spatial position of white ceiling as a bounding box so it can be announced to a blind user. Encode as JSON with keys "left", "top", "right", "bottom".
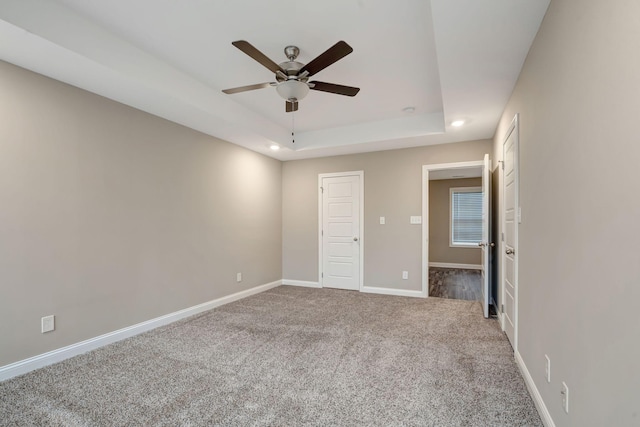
{"left": 0, "top": 0, "right": 549, "bottom": 160}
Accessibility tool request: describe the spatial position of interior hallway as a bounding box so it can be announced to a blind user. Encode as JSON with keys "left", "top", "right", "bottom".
{"left": 428, "top": 267, "right": 482, "bottom": 301}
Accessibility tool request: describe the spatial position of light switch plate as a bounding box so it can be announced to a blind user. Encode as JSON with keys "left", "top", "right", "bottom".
{"left": 380, "top": 216, "right": 385, "bottom": 225}
{"left": 410, "top": 216, "right": 422, "bottom": 224}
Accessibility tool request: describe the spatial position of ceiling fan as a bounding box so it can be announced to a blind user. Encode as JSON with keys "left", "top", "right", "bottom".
{"left": 222, "top": 40, "right": 360, "bottom": 113}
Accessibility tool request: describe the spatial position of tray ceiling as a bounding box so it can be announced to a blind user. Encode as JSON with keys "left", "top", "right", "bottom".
{"left": 0, "top": 0, "right": 550, "bottom": 160}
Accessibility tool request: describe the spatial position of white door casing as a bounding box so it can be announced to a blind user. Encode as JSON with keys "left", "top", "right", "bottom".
{"left": 422, "top": 160, "right": 485, "bottom": 299}
{"left": 319, "top": 172, "right": 363, "bottom": 291}
{"left": 481, "top": 154, "right": 491, "bottom": 318}
{"left": 502, "top": 114, "right": 519, "bottom": 349}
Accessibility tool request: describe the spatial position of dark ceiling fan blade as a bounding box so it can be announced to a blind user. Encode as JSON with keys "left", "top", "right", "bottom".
{"left": 300, "top": 41, "right": 353, "bottom": 77}
{"left": 309, "top": 81, "right": 360, "bottom": 97}
{"left": 285, "top": 100, "right": 299, "bottom": 113}
{"left": 232, "top": 40, "right": 285, "bottom": 74}
{"left": 222, "top": 82, "right": 272, "bottom": 94}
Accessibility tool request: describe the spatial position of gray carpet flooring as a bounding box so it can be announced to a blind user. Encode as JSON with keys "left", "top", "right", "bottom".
{"left": 0, "top": 286, "right": 541, "bottom": 426}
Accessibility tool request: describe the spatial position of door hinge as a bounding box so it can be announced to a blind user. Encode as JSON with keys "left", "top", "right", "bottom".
{"left": 501, "top": 232, "right": 504, "bottom": 242}
{"left": 500, "top": 160, "right": 504, "bottom": 170}
{"left": 321, "top": 272, "right": 324, "bottom": 278}
{"left": 321, "top": 229, "right": 323, "bottom": 236}
{"left": 501, "top": 304, "right": 505, "bottom": 313}
{"left": 320, "top": 186, "right": 324, "bottom": 193}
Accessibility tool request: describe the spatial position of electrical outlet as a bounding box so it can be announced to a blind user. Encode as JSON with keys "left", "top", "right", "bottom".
{"left": 41, "top": 315, "right": 55, "bottom": 333}
{"left": 545, "top": 355, "right": 551, "bottom": 383}
{"left": 402, "top": 271, "right": 408, "bottom": 280}
{"left": 561, "top": 382, "right": 569, "bottom": 413}
{"left": 236, "top": 272, "right": 242, "bottom": 282}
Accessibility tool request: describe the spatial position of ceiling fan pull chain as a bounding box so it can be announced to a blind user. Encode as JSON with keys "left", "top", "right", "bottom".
{"left": 292, "top": 108, "right": 295, "bottom": 143}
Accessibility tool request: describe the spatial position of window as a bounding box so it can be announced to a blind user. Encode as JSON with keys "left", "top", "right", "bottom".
{"left": 450, "top": 187, "right": 482, "bottom": 247}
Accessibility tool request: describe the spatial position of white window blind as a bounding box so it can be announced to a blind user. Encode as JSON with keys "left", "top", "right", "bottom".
{"left": 450, "top": 187, "right": 482, "bottom": 246}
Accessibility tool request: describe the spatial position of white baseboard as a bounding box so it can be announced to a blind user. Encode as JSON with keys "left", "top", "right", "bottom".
{"left": 282, "top": 280, "right": 425, "bottom": 300}
{"left": 0, "top": 280, "right": 282, "bottom": 382}
{"left": 360, "top": 285, "right": 426, "bottom": 298}
{"left": 515, "top": 351, "right": 555, "bottom": 427}
{"left": 429, "top": 262, "right": 482, "bottom": 270}
{"left": 283, "top": 280, "right": 425, "bottom": 299}
{"left": 282, "top": 279, "right": 321, "bottom": 288}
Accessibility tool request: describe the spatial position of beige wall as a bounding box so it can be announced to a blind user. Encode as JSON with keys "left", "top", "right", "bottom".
{"left": 493, "top": 0, "right": 640, "bottom": 425}
{"left": 282, "top": 140, "right": 492, "bottom": 291}
{"left": 0, "top": 61, "right": 282, "bottom": 366}
{"left": 428, "top": 178, "right": 481, "bottom": 265}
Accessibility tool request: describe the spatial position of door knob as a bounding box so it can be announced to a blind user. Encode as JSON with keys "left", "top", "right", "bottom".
{"left": 505, "top": 248, "right": 515, "bottom": 255}
{"left": 353, "top": 237, "right": 359, "bottom": 242}
{"left": 490, "top": 242, "right": 495, "bottom": 247}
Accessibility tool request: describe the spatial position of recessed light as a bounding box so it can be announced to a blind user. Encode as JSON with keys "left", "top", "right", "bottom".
{"left": 451, "top": 120, "right": 465, "bottom": 127}
{"left": 269, "top": 144, "right": 280, "bottom": 151}
{"left": 402, "top": 106, "right": 415, "bottom": 114}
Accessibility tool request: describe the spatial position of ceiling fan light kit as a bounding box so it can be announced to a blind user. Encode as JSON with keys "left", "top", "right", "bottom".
{"left": 222, "top": 40, "right": 360, "bottom": 113}
{"left": 276, "top": 80, "right": 309, "bottom": 102}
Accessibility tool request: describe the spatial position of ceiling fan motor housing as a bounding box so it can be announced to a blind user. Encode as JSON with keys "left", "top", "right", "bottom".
{"left": 277, "top": 63, "right": 307, "bottom": 81}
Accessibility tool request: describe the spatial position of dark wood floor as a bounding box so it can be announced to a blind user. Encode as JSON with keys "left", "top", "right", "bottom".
{"left": 429, "top": 267, "right": 482, "bottom": 301}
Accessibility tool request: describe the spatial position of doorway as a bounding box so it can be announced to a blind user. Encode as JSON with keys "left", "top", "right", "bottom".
{"left": 318, "top": 171, "right": 364, "bottom": 291}
{"left": 422, "top": 157, "right": 491, "bottom": 317}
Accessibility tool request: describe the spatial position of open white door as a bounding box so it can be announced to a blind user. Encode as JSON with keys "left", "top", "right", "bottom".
{"left": 480, "top": 154, "right": 491, "bottom": 318}
{"left": 502, "top": 115, "right": 519, "bottom": 349}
